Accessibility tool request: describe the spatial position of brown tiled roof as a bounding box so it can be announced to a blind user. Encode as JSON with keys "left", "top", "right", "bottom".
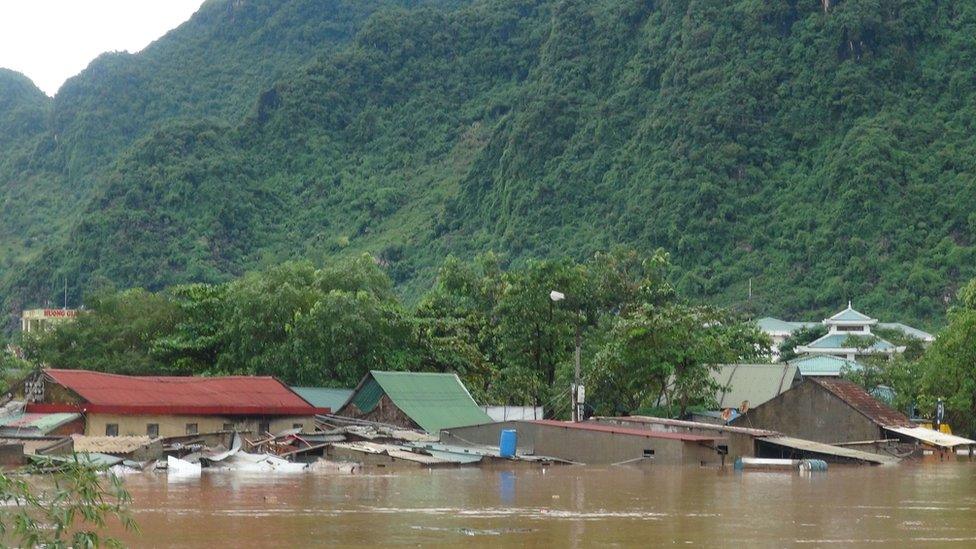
{"left": 808, "top": 377, "right": 910, "bottom": 427}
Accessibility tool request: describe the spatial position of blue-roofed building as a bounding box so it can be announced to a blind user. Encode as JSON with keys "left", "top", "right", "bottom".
{"left": 758, "top": 302, "right": 934, "bottom": 361}
{"left": 796, "top": 303, "right": 903, "bottom": 360}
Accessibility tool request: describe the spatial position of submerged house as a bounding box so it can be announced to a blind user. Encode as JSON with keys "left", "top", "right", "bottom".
{"left": 338, "top": 371, "right": 492, "bottom": 434}
{"left": 14, "top": 369, "right": 327, "bottom": 438}
{"left": 442, "top": 419, "right": 728, "bottom": 466}
{"left": 732, "top": 377, "right": 976, "bottom": 453}
{"left": 442, "top": 417, "right": 895, "bottom": 466}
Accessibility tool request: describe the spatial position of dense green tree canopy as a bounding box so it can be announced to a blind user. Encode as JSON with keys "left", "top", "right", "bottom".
{"left": 20, "top": 251, "right": 766, "bottom": 417}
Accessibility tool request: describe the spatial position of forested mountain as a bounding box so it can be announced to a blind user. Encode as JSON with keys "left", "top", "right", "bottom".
{"left": 4, "top": 0, "right": 976, "bottom": 328}
{"left": 0, "top": 0, "right": 460, "bottom": 315}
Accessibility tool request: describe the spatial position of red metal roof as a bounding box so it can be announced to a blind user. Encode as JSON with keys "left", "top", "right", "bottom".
{"left": 808, "top": 377, "right": 910, "bottom": 427}
{"left": 31, "top": 369, "right": 328, "bottom": 416}
{"left": 530, "top": 420, "right": 724, "bottom": 442}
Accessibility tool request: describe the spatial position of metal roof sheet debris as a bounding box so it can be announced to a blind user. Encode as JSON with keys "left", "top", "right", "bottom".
{"left": 70, "top": 435, "right": 154, "bottom": 455}
{"left": 0, "top": 412, "right": 81, "bottom": 434}
{"left": 30, "top": 452, "right": 126, "bottom": 468}
{"left": 884, "top": 426, "right": 976, "bottom": 448}
{"left": 597, "top": 415, "right": 779, "bottom": 437}
{"left": 331, "top": 441, "right": 455, "bottom": 465}
{"left": 760, "top": 436, "right": 900, "bottom": 465}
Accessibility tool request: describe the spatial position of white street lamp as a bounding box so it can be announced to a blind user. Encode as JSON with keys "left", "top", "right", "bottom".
{"left": 550, "top": 289, "right": 582, "bottom": 422}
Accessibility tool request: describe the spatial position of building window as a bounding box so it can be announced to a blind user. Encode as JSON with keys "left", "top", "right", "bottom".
{"left": 259, "top": 422, "right": 271, "bottom": 436}
{"left": 643, "top": 449, "right": 655, "bottom": 458}
{"left": 293, "top": 423, "right": 303, "bottom": 430}
{"left": 105, "top": 424, "right": 119, "bottom": 437}
{"left": 222, "top": 423, "right": 234, "bottom": 432}
{"left": 186, "top": 423, "right": 198, "bottom": 435}
{"left": 146, "top": 424, "right": 159, "bottom": 438}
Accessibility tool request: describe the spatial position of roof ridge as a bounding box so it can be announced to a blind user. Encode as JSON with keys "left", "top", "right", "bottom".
{"left": 44, "top": 368, "right": 279, "bottom": 382}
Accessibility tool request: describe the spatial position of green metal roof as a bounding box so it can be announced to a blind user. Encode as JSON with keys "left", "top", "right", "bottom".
{"left": 290, "top": 387, "right": 354, "bottom": 411}
{"left": 365, "top": 371, "right": 492, "bottom": 434}
{"left": 828, "top": 306, "right": 875, "bottom": 323}
{"left": 805, "top": 333, "right": 895, "bottom": 351}
{"left": 877, "top": 322, "right": 935, "bottom": 341}
{"left": 788, "top": 354, "right": 863, "bottom": 376}
{"left": 349, "top": 377, "right": 385, "bottom": 414}
{"left": 756, "top": 317, "right": 817, "bottom": 334}
{"left": 710, "top": 364, "right": 800, "bottom": 409}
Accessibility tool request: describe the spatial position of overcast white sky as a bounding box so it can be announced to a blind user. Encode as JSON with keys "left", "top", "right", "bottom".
{"left": 0, "top": 1, "right": 205, "bottom": 96}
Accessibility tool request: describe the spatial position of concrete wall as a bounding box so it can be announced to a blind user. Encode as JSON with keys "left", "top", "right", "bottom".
{"left": 733, "top": 382, "right": 883, "bottom": 444}
{"left": 441, "top": 421, "right": 723, "bottom": 466}
{"left": 593, "top": 417, "right": 757, "bottom": 461}
{"left": 85, "top": 413, "right": 315, "bottom": 438}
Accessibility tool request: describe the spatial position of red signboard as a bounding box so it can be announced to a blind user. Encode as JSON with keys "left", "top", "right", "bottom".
{"left": 42, "top": 309, "right": 77, "bottom": 318}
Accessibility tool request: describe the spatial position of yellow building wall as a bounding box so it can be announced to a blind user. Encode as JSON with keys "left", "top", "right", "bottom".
{"left": 85, "top": 413, "right": 315, "bottom": 438}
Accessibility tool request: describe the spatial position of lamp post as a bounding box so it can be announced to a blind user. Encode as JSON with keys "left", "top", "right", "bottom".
{"left": 550, "top": 290, "right": 583, "bottom": 422}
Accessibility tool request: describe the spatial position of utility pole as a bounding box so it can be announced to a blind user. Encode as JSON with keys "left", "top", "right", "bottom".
{"left": 550, "top": 289, "right": 584, "bottom": 423}
{"left": 573, "top": 309, "right": 582, "bottom": 422}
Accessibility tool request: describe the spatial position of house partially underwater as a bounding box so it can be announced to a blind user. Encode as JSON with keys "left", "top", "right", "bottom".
{"left": 733, "top": 377, "right": 976, "bottom": 455}
{"left": 11, "top": 369, "right": 327, "bottom": 438}
{"left": 337, "top": 371, "right": 492, "bottom": 434}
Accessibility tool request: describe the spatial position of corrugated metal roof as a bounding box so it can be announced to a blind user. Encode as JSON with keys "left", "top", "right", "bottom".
{"left": 349, "top": 377, "right": 385, "bottom": 414}
{"left": 0, "top": 413, "right": 80, "bottom": 433}
{"left": 885, "top": 426, "right": 976, "bottom": 448}
{"left": 531, "top": 420, "right": 724, "bottom": 442}
{"left": 877, "top": 322, "right": 935, "bottom": 342}
{"left": 808, "top": 378, "right": 911, "bottom": 427}
{"left": 711, "top": 364, "right": 799, "bottom": 409}
{"left": 761, "top": 436, "right": 899, "bottom": 465}
{"left": 290, "top": 387, "right": 353, "bottom": 411}
{"left": 827, "top": 306, "right": 876, "bottom": 323}
{"left": 363, "top": 371, "right": 493, "bottom": 434}
{"left": 803, "top": 333, "right": 895, "bottom": 351}
{"left": 756, "top": 317, "right": 818, "bottom": 334}
{"left": 789, "top": 354, "right": 863, "bottom": 377}
{"left": 331, "top": 441, "right": 455, "bottom": 465}
{"left": 41, "top": 369, "right": 322, "bottom": 416}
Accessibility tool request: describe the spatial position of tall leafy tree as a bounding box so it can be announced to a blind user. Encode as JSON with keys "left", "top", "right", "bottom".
{"left": 591, "top": 304, "right": 769, "bottom": 417}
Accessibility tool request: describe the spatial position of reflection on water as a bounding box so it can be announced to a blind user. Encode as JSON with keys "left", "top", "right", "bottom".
{"left": 113, "top": 463, "right": 976, "bottom": 547}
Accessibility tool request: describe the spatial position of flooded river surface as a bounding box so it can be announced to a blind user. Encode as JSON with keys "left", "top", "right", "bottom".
{"left": 114, "top": 462, "right": 976, "bottom": 547}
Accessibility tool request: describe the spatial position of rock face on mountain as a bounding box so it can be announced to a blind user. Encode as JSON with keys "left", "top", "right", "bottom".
{"left": 2, "top": 0, "right": 974, "bottom": 326}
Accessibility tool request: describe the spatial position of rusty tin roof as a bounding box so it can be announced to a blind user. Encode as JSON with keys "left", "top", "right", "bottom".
{"left": 808, "top": 377, "right": 910, "bottom": 427}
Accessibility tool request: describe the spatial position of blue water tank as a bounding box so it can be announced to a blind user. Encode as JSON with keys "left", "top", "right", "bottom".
{"left": 499, "top": 429, "right": 517, "bottom": 458}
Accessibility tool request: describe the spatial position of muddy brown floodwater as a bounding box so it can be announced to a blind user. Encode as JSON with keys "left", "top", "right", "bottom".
{"left": 110, "top": 462, "right": 976, "bottom": 547}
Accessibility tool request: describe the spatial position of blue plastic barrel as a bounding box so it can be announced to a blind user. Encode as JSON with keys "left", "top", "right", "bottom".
{"left": 499, "top": 429, "right": 517, "bottom": 458}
